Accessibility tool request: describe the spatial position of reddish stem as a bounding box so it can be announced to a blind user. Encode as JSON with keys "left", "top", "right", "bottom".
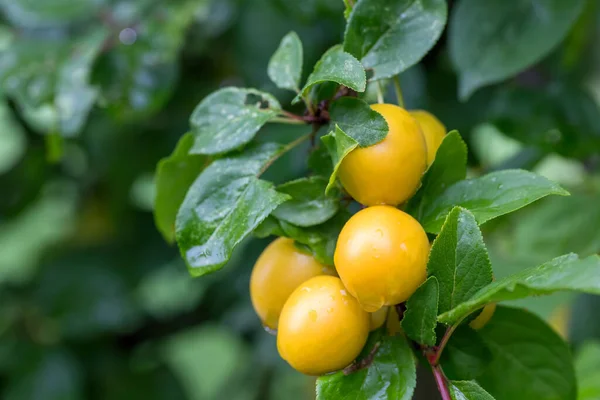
{"left": 432, "top": 365, "right": 452, "bottom": 400}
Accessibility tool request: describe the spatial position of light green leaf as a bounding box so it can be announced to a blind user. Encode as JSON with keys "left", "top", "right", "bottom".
{"left": 154, "top": 133, "right": 207, "bottom": 243}
{"left": 295, "top": 45, "right": 365, "bottom": 103}
{"left": 438, "top": 254, "right": 600, "bottom": 325}
{"left": 268, "top": 31, "right": 303, "bottom": 92}
{"left": 421, "top": 169, "right": 569, "bottom": 234}
{"left": 477, "top": 306, "right": 576, "bottom": 400}
{"left": 449, "top": 0, "right": 585, "bottom": 99}
{"left": 449, "top": 381, "right": 495, "bottom": 400}
{"left": 575, "top": 341, "right": 600, "bottom": 400}
{"left": 189, "top": 87, "right": 281, "bottom": 155}
{"left": 401, "top": 276, "right": 439, "bottom": 346}
{"left": 406, "top": 131, "right": 467, "bottom": 222}
{"left": 321, "top": 125, "right": 359, "bottom": 193}
{"left": 175, "top": 143, "right": 290, "bottom": 276}
{"left": 0, "top": 0, "right": 105, "bottom": 26}
{"left": 329, "top": 97, "right": 388, "bottom": 146}
{"left": 441, "top": 326, "right": 492, "bottom": 381}
{"left": 344, "top": 0, "right": 447, "bottom": 80}
{"left": 273, "top": 176, "right": 339, "bottom": 227}
{"left": 429, "top": 207, "right": 493, "bottom": 314}
{"left": 316, "top": 331, "right": 416, "bottom": 400}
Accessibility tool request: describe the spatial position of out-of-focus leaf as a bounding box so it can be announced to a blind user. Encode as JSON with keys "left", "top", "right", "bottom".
{"left": 575, "top": 341, "right": 600, "bottom": 400}
{"left": 421, "top": 169, "right": 569, "bottom": 234}
{"left": 268, "top": 31, "right": 303, "bottom": 92}
{"left": 438, "top": 254, "right": 600, "bottom": 325}
{"left": 295, "top": 45, "right": 365, "bottom": 103}
{"left": 428, "top": 207, "right": 493, "bottom": 315}
{"left": 154, "top": 133, "right": 207, "bottom": 243}
{"left": 189, "top": 88, "right": 281, "bottom": 155}
{"left": 0, "top": 0, "right": 105, "bottom": 26}
{"left": 402, "top": 276, "right": 439, "bottom": 346}
{"left": 344, "top": 0, "right": 447, "bottom": 80}
{"left": 176, "top": 143, "right": 290, "bottom": 276}
{"left": 316, "top": 330, "right": 416, "bottom": 400}
{"left": 0, "top": 99, "right": 26, "bottom": 174}
{"left": 477, "top": 306, "right": 576, "bottom": 400}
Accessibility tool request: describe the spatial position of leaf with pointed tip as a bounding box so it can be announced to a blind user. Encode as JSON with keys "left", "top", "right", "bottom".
{"left": 189, "top": 87, "right": 281, "bottom": 155}
{"left": 344, "top": 0, "right": 447, "bottom": 80}
{"left": 268, "top": 31, "right": 303, "bottom": 92}
{"left": 154, "top": 133, "right": 207, "bottom": 243}
{"left": 176, "top": 143, "right": 290, "bottom": 276}
{"left": 321, "top": 125, "right": 358, "bottom": 193}
{"left": 421, "top": 170, "right": 569, "bottom": 234}
{"left": 428, "top": 207, "right": 493, "bottom": 315}
{"left": 294, "top": 45, "right": 365, "bottom": 104}
{"left": 402, "top": 276, "right": 439, "bottom": 346}
{"left": 329, "top": 97, "right": 388, "bottom": 147}
{"left": 406, "top": 131, "right": 467, "bottom": 222}
{"left": 450, "top": 0, "right": 585, "bottom": 99}
{"left": 438, "top": 254, "right": 600, "bottom": 325}
{"left": 449, "top": 381, "right": 495, "bottom": 400}
{"left": 476, "top": 306, "right": 576, "bottom": 400}
{"left": 316, "top": 331, "right": 416, "bottom": 400}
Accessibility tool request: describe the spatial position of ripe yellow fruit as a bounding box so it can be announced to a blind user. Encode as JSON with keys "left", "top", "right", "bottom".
{"left": 250, "top": 237, "right": 333, "bottom": 330}
{"left": 337, "top": 104, "right": 427, "bottom": 206}
{"left": 370, "top": 307, "right": 388, "bottom": 331}
{"left": 410, "top": 110, "right": 446, "bottom": 165}
{"left": 277, "top": 275, "right": 370, "bottom": 375}
{"left": 469, "top": 303, "right": 497, "bottom": 330}
{"left": 334, "top": 206, "right": 429, "bottom": 312}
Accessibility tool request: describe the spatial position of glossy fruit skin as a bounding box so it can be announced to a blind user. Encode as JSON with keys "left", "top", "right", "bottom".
{"left": 338, "top": 104, "right": 427, "bottom": 206}
{"left": 370, "top": 307, "right": 388, "bottom": 331}
{"left": 469, "top": 303, "right": 497, "bottom": 330}
{"left": 334, "top": 206, "right": 429, "bottom": 312}
{"left": 250, "top": 237, "right": 332, "bottom": 330}
{"left": 410, "top": 110, "right": 446, "bottom": 166}
{"left": 277, "top": 275, "right": 370, "bottom": 375}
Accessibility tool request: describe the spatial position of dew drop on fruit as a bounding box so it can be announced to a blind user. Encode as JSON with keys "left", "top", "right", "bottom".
{"left": 326, "top": 307, "right": 333, "bottom": 314}
{"left": 263, "top": 325, "right": 277, "bottom": 335}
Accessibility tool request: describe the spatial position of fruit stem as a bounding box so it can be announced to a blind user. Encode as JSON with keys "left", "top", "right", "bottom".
{"left": 257, "top": 132, "right": 312, "bottom": 176}
{"left": 431, "top": 364, "right": 452, "bottom": 400}
{"left": 393, "top": 76, "right": 404, "bottom": 108}
{"left": 376, "top": 81, "right": 384, "bottom": 104}
{"left": 343, "top": 341, "right": 381, "bottom": 375}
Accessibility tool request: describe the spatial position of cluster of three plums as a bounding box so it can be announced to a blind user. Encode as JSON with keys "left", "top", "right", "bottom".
{"left": 251, "top": 104, "right": 479, "bottom": 376}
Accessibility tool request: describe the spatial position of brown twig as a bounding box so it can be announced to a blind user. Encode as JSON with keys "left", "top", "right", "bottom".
{"left": 343, "top": 341, "right": 381, "bottom": 375}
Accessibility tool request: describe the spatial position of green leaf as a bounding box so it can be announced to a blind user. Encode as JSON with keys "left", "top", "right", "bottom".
{"left": 575, "top": 341, "right": 600, "bottom": 400}
{"left": 316, "top": 331, "right": 416, "bottom": 400}
{"left": 406, "top": 131, "right": 467, "bottom": 223}
{"left": 154, "top": 133, "right": 207, "bottom": 243}
{"left": 255, "top": 210, "right": 350, "bottom": 265}
{"left": 329, "top": 97, "right": 388, "bottom": 146}
{"left": 0, "top": 0, "right": 104, "bottom": 26}
{"left": 273, "top": 176, "right": 339, "bottom": 227}
{"left": 268, "top": 31, "right": 303, "bottom": 92}
{"left": 449, "top": 381, "right": 495, "bottom": 400}
{"left": 308, "top": 144, "right": 334, "bottom": 176}
{"left": 343, "top": 0, "right": 353, "bottom": 19}
{"left": 189, "top": 87, "right": 281, "bottom": 155}
{"left": 175, "top": 143, "right": 290, "bottom": 276}
{"left": 421, "top": 169, "right": 569, "bottom": 234}
{"left": 321, "top": 125, "right": 359, "bottom": 193}
{"left": 449, "top": 0, "right": 586, "bottom": 99}
{"left": 295, "top": 45, "right": 366, "bottom": 103}
{"left": 344, "top": 0, "right": 447, "bottom": 80}
{"left": 441, "top": 326, "right": 492, "bottom": 381}
{"left": 477, "top": 306, "right": 576, "bottom": 400}
{"left": 428, "top": 207, "right": 493, "bottom": 314}
{"left": 402, "top": 276, "right": 439, "bottom": 346}
{"left": 438, "top": 254, "right": 600, "bottom": 325}
{"left": 0, "top": 99, "right": 26, "bottom": 174}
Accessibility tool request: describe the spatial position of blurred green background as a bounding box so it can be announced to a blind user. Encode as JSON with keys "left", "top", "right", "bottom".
{"left": 0, "top": 0, "right": 599, "bottom": 399}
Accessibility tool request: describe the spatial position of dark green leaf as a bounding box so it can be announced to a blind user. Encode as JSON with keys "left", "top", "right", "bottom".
{"left": 268, "top": 31, "right": 303, "bottom": 92}
{"left": 428, "top": 207, "right": 493, "bottom": 314}
{"left": 0, "top": 99, "right": 26, "bottom": 174}
{"left": 329, "top": 97, "right": 388, "bottom": 147}
{"left": 421, "top": 169, "right": 569, "bottom": 234}
{"left": 344, "top": 0, "right": 447, "bottom": 80}
{"left": 295, "top": 45, "right": 366, "bottom": 103}
{"left": 438, "top": 254, "right": 600, "bottom": 325}
{"left": 402, "top": 276, "right": 439, "bottom": 346}
{"left": 406, "top": 131, "right": 467, "bottom": 222}
{"left": 316, "top": 331, "right": 416, "bottom": 400}
{"left": 441, "top": 326, "right": 492, "bottom": 381}
{"left": 189, "top": 87, "right": 281, "bottom": 155}
{"left": 308, "top": 144, "right": 334, "bottom": 176}
{"left": 321, "top": 125, "right": 358, "bottom": 193}
{"left": 449, "top": 381, "right": 495, "bottom": 400}
{"left": 176, "top": 143, "right": 290, "bottom": 276}
{"left": 273, "top": 176, "right": 339, "bottom": 227}
{"left": 154, "top": 133, "right": 207, "bottom": 243}
{"left": 477, "top": 306, "right": 576, "bottom": 400}
{"left": 449, "top": 0, "right": 586, "bottom": 99}
{"left": 575, "top": 341, "right": 600, "bottom": 400}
